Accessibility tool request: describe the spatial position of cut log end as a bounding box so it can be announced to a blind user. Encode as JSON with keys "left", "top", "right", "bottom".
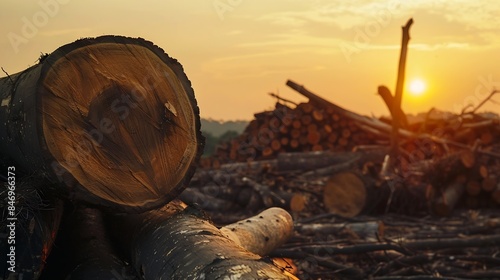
{"left": 323, "top": 172, "right": 367, "bottom": 217}
{"left": 38, "top": 37, "right": 203, "bottom": 211}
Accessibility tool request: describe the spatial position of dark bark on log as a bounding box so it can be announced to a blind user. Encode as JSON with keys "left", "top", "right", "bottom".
{"left": 277, "top": 151, "right": 367, "bottom": 172}
{"left": 62, "top": 206, "right": 138, "bottom": 280}
{"left": 179, "top": 188, "right": 238, "bottom": 211}
{"left": 301, "top": 155, "right": 361, "bottom": 178}
{"left": 107, "top": 200, "right": 298, "bottom": 279}
{"left": 0, "top": 36, "right": 204, "bottom": 212}
{"left": 295, "top": 221, "right": 383, "bottom": 240}
{"left": 0, "top": 179, "right": 63, "bottom": 280}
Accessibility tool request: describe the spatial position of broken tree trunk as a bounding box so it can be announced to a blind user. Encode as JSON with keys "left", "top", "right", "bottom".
{"left": 107, "top": 200, "right": 298, "bottom": 279}
{"left": 391, "top": 18, "right": 414, "bottom": 159}
{"left": 377, "top": 85, "right": 408, "bottom": 129}
{"left": 0, "top": 36, "right": 203, "bottom": 212}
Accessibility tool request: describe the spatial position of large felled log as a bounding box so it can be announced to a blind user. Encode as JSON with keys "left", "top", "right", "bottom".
{"left": 107, "top": 200, "right": 298, "bottom": 279}
{"left": 0, "top": 36, "right": 203, "bottom": 212}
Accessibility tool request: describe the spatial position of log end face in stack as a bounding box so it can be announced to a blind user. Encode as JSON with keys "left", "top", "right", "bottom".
{"left": 323, "top": 172, "right": 367, "bottom": 218}
{"left": 38, "top": 36, "right": 203, "bottom": 212}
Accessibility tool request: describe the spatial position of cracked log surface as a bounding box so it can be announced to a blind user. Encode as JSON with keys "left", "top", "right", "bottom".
{"left": 0, "top": 36, "right": 203, "bottom": 212}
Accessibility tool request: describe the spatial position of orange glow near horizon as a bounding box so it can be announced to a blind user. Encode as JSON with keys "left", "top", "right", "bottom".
{"left": 1, "top": 2, "right": 500, "bottom": 120}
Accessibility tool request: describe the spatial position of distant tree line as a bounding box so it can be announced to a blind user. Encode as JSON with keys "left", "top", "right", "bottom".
{"left": 201, "top": 130, "right": 240, "bottom": 157}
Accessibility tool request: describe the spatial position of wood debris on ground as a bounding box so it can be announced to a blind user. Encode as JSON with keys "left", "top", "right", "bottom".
{"left": 189, "top": 80, "right": 500, "bottom": 279}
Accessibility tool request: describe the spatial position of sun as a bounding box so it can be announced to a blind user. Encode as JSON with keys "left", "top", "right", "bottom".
{"left": 408, "top": 79, "right": 426, "bottom": 96}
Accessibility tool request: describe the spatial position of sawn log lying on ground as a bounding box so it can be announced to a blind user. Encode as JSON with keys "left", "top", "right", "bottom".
{"left": 107, "top": 200, "right": 298, "bottom": 279}
{"left": 0, "top": 36, "right": 204, "bottom": 212}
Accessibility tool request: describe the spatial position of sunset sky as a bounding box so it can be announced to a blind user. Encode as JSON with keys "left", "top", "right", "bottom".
{"left": 1, "top": 1, "right": 499, "bottom": 120}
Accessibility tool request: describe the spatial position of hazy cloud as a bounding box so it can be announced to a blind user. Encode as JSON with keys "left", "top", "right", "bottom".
{"left": 255, "top": 0, "right": 500, "bottom": 49}
{"left": 40, "top": 28, "right": 92, "bottom": 37}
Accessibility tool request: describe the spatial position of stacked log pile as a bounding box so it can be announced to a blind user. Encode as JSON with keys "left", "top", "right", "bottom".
{"left": 212, "top": 94, "right": 500, "bottom": 166}
{"left": 211, "top": 101, "right": 379, "bottom": 164}
{"left": 202, "top": 81, "right": 500, "bottom": 215}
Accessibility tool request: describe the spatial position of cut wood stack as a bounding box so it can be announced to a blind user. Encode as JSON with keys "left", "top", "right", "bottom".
{"left": 203, "top": 81, "right": 500, "bottom": 215}
{"left": 212, "top": 101, "right": 379, "bottom": 163}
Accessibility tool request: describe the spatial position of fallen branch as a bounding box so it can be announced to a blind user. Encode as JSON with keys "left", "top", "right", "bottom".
{"left": 465, "top": 89, "right": 500, "bottom": 115}
{"left": 269, "top": 92, "right": 298, "bottom": 106}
